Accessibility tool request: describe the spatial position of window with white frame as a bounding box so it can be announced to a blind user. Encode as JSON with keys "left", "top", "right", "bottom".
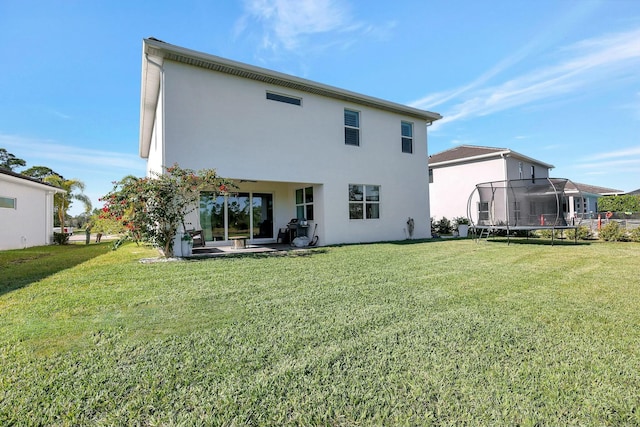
{"left": 349, "top": 184, "right": 380, "bottom": 219}
{"left": 0, "top": 196, "right": 16, "bottom": 209}
{"left": 478, "top": 201, "right": 489, "bottom": 221}
{"left": 401, "top": 121, "right": 413, "bottom": 153}
{"left": 344, "top": 109, "right": 360, "bottom": 146}
{"left": 295, "top": 186, "right": 314, "bottom": 220}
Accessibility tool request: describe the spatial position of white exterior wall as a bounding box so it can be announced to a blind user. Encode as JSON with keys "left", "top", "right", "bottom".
{"left": 158, "top": 60, "right": 431, "bottom": 245}
{"left": 429, "top": 157, "right": 505, "bottom": 221}
{"left": 504, "top": 157, "right": 550, "bottom": 181}
{"left": 0, "top": 175, "right": 57, "bottom": 250}
{"left": 430, "top": 155, "right": 553, "bottom": 222}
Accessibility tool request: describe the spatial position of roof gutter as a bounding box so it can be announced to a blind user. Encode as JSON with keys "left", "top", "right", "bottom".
{"left": 430, "top": 150, "right": 555, "bottom": 169}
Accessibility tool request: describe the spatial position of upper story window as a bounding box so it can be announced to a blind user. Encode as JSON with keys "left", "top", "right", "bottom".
{"left": 344, "top": 109, "right": 360, "bottom": 146}
{"left": 401, "top": 121, "right": 413, "bottom": 153}
{"left": 531, "top": 165, "right": 536, "bottom": 183}
{"left": 0, "top": 196, "right": 16, "bottom": 209}
{"left": 429, "top": 168, "right": 434, "bottom": 183}
{"left": 295, "top": 187, "right": 314, "bottom": 220}
{"left": 266, "top": 91, "right": 302, "bottom": 106}
{"left": 349, "top": 184, "right": 380, "bottom": 219}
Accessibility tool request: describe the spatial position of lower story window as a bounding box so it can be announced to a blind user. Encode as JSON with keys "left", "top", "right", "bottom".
{"left": 478, "top": 201, "right": 489, "bottom": 221}
{"left": 349, "top": 184, "right": 380, "bottom": 219}
{"left": 296, "top": 186, "right": 314, "bottom": 220}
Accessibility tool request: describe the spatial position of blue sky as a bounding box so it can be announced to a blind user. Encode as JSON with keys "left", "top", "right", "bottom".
{"left": 1, "top": 0, "right": 639, "bottom": 215}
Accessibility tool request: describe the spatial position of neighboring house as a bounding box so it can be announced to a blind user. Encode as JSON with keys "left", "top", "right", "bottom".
{"left": 565, "top": 182, "right": 623, "bottom": 217}
{"left": 139, "top": 38, "right": 441, "bottom": 247}
{"left": 428, "top": 145, "right": 553, "bottom": 221}
{"left": 627, "top": 188, "right": 640, "bottom": 196}
{"left": 428, "top": 144, "right": 625, "bottom": 225}
{"left": 0, "top": 169, "right": 65, "bottom": 250}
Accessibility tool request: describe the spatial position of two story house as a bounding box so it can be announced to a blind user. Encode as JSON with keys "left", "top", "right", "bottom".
{"left": 428, "top": 145, "right": 623, "bottom": 228}
{"left": 140, "top": 38, "right": 441, "bottom": 247}
{"left": 428, "top": 145, "right": 554, "bottom": 222}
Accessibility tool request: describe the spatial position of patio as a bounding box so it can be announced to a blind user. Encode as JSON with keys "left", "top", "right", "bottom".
{"left": 189, "top": 242, "right": 307, "bottom": 258}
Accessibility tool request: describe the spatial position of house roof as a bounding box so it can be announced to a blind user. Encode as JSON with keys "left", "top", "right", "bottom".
{"left": 0, "top": 168, "right": 65, "bottom": 192}
{"left": 428, "top": 145, "right": 555, "bottom": 169}
{"left": 565, "top": 181, "right": 624, "bottom": 196}
{"left": 140, "top": 38, "right": 442, "bottom": 158}
{"left": 627, "top": 188, "right": 640, "bottom": 195}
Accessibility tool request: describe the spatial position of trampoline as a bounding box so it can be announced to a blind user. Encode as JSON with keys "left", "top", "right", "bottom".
{"left": 467, "top": 178, "right": 584, "bottom": 244}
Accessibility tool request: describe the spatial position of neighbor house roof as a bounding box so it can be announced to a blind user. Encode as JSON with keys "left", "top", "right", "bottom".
{"left": 627, "top": 188, "right": 640, "bottom": 195}
{"left": 140, "top": 38, "right": 442, "bottom": 158}
{"left": 428, "top": 145, "right": 555, "bottom": 169}
{"left": 565, "top": 181, "right": 624, "bottom": 196}
{"left": 0, "top": 168, "right": 65, "bottom": 193}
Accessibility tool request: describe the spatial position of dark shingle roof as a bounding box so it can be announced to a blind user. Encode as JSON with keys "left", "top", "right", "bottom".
{"left": 428, "top": 145, "right": 554, "bottom": 169}
{"left": 0, "top": 168, "right": 64, "bottom": 191}
{"left": 627, "top": 188, "right": 640, "bottom": 195}
{"left": 428, "top": 145, "right": 507, "bottom": 164}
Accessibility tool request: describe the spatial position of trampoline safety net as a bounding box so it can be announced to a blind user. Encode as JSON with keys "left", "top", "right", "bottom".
{"left": 468, "top": 178, "right": 583, "bottom": 229}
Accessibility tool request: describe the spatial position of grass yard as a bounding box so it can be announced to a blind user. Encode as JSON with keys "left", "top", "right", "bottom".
{"left": 1, "top": 239, "right": 639, "bottom": 426}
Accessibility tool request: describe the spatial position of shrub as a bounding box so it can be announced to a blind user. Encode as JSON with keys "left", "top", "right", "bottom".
{"left": 599, "top": 221, "right": 625, "bottom": 242}
{"left": 434, "top": 217, "right": 453, "bottom": 235}
{"left": 101, "top": 164, "right": 234, "bottom": 257}
{"left": 566, "top": 226, "right": 591, "bottom": 240}
{"left": 452, "top": 216, "right": 470, "bottom": 228}
{"left": 53, "top": 232, "right": 69, "bottom": 245}
{"left": 535, "top": 229, "right": 559, "bottom": 239}
{"left": 629, "top": 226, "right": 640, "bottom": 243}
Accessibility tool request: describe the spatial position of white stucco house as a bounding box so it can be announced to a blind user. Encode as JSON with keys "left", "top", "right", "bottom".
{"left": 140, "top": 38, "right": 441, "bottom": 248}
{"left": 428, "top": 145, "right": 623, "bottom": 225}
{"left": 0, "top": 169, "right": 65, "bottom": 250}
{"left": 428, "top": 145, "right": 554, "bottom": 221}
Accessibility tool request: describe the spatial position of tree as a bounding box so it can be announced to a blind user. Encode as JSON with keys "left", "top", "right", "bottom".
{"left": 43, "top": 175, "right": 92, "bottom": 239}
{"left": 22, "top": 166, "right": 60, "bottom": 180}
{"left": 101, "top": 164, "right": 234, "bottom": 257}
{"left": 597, "top": 195, "right": 640, "bottom": 213}
{"left": 0, "top": 148, "right": 26, "bottom": 171}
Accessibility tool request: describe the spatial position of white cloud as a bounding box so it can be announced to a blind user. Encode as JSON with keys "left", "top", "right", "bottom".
{"left": 1, "top": 133, "right": 147, "bottom": 215}
{"left": 579, "top": 146, "right": 640, "bottom": 162}
{"left": 0, "top": 134, "right": 145, "bottom": 172}
{"left": 236, "top": 0, "right": 392, "bottom": 53}
{"left": 420, "top": 27, "right": 640, "bottom": 130}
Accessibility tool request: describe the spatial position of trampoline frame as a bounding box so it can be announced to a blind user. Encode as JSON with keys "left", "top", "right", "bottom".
{"left": 466, "top": 177, "right": 584, "bottom": 244}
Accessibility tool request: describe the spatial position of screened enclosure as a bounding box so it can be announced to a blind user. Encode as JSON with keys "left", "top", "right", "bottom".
{"left": 467, "top": 178, "right": 584, "bottom": 231}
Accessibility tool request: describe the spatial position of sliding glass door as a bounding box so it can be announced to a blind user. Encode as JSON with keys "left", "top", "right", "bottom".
{"left": 251, "top": 193, "right": 273, "bottom": 239}
{"left": 199, "top": 192, "right": 273, "bottom": 242}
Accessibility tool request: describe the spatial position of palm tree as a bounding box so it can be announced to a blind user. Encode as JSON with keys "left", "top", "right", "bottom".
{"left": 44, "top": 175, "right": 92, "bottom": 235}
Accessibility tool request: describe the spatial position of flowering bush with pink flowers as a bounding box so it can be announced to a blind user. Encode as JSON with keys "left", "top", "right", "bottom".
{"left": 101, "top": 164, "right": 234, "bottom": 257}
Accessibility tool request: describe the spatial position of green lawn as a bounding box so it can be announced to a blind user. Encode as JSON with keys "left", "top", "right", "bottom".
{"left": 1, "top": 239, "right": 639, "bottom": 426}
